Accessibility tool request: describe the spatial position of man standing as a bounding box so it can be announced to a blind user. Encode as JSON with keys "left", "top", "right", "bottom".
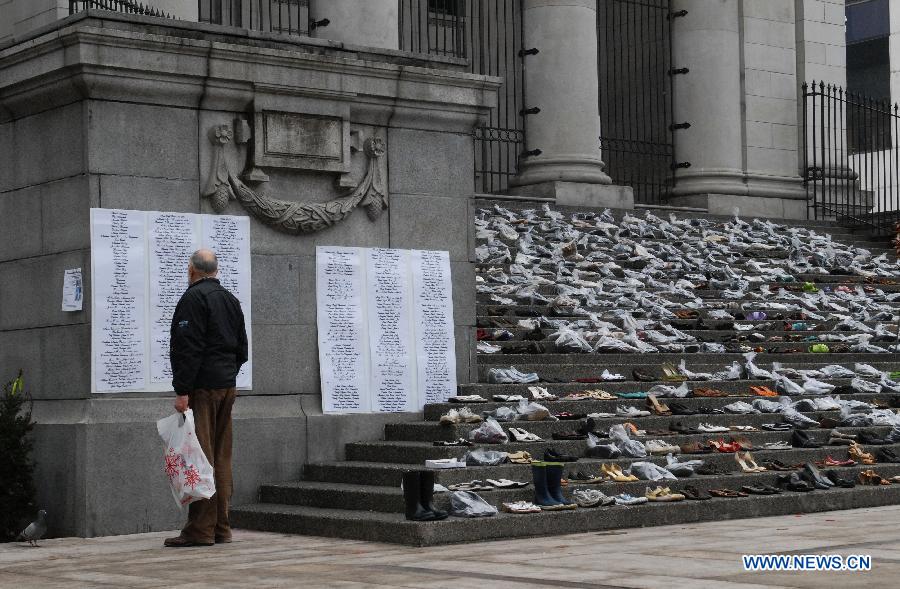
{"left": 164, "top": 249, "right": 248, "bottom": 548}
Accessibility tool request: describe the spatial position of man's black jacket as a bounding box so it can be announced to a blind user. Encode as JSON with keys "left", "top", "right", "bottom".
{"left": 170, "top": 277, "right": 248, "bottom": 394}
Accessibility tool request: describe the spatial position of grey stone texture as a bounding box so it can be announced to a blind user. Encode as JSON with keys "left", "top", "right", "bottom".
{"left": 0, "top": 14, "right": 494, "bottom": 538}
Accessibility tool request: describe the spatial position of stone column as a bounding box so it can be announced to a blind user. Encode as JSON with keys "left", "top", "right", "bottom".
{"left": 668, "top": 0, "right": 745, "bottom": 207}
{"left": 309, "top": 0, "right": 399, "bottom": 51}
{"left": 509, "top": 0, "right": 633, "bottom": 208}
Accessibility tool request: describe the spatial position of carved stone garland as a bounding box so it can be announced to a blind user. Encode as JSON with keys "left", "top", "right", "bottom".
{"left": 202, "top": 124, "right": 388, "bottom": 234}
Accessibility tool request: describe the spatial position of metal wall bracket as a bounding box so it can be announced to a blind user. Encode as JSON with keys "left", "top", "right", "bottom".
{"left": 668, "top": 9, "right": 688, "bottom": 19}
{"left": 520, "top": 107, "right": 541, "bottom": 116}
{"left": 671, "top": 161, "right": 692, "bottom": 170}
{"left": 310, "top": 18, "right": 330, "bottom": 29}
{"left": 522, "top": 148, "right": 543, "bottom": 157}
{"left": 668, "top": 67, "right": 690, "bottom": 76}
{"left": 519, "top": 48, "right": 539, "bottom": 57}
{"left": 669, "top": 122, "right": 692, "bottom": 130}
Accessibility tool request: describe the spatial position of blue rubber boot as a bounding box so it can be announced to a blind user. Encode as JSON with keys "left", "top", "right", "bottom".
{"left": 546, "top": 462, "right": 575, "bottom": 506}
{"left": 532, "top": 461, "right": 560, "bottom": 506}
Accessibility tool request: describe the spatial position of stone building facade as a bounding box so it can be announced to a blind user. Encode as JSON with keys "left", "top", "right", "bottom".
{"left": 0, "top": 0, "right": 853, "bottom": 537}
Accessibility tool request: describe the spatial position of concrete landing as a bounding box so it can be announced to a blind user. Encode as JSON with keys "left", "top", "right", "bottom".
{"left": 3, "top": 506, "right": 900, "bottom": 588}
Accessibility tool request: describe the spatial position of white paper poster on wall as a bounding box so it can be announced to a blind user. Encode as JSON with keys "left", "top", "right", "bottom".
{"left": 317, "top": 247, "right": 370, "bottom": 413}
{"left": 366, "top": 248, "right": 416, "bottom": 413}
{"left": 316, "top": 246, "right": 456, "bottom": 414}
{"left": 202, "top": 215, "right": 253, "bottom": 390}
{"left": 411, "top": 249, "right": 457, "bottom": 408}
{"left": 90, "top": 208, "right": 252, "bottom": 394}
{"left": 91, "top": 209, "right": 148, "bottom": 392}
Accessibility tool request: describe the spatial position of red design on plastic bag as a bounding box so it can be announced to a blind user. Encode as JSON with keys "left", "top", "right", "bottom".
{"left": 183, "top": 464, "right": 201, "bottom": 489}
{"left": 164, "top": 448, "right": 180, "bottom": 481}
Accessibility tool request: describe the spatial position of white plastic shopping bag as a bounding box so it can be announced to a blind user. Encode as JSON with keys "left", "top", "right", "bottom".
{"left": 156, "top": 409, "right": 216, "bottom": 508}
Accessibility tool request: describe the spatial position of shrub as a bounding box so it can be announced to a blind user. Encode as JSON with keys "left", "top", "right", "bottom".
{"left": 0, "top": 371, "right": 37, "bottom": 542}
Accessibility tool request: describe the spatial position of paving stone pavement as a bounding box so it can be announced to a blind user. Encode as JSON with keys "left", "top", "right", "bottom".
{"left": 2, "top": 505, "right": 899, "bottom": 588}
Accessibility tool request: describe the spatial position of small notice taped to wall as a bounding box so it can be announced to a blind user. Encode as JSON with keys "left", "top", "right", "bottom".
{"left": 62, "top": 268, "right": 83, "bottom": 312}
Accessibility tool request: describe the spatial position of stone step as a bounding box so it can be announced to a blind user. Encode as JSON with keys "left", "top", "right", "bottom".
{"left": 389, "top": 408, "right": 879, "bottom": 441}
{"left": 480, "top": 339, "right": 896, "bottom": 355}
{"left": 232, "top": 481, "right": 900, "bottom": 546}
{"left": 302, "top": 440, "right": 896, "bottom": 487}
{"left": 345, "top": 424, "right": 887, "bottom": 463}
{"left": 258, "top": 462, "right": 900, "bottom": 514}
{"left": 436, "top": 386, "right": 890, "bottom": 418}
{"left": 474, "top": 352, "right": 900, "bottom": 370}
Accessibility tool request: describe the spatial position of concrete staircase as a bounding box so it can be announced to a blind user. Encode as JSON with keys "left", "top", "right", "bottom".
{"left": 232, "top": 200, "right": 900, "bottom": 546}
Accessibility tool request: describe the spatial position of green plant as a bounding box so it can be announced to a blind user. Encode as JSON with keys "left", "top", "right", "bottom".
{"left": 0, "top": 371, "right": 37, "bottom": 542}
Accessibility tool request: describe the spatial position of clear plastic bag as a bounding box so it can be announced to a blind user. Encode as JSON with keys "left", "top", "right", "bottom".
{"left": 609, "top": 424, "right": 647, "bottom": 458}
{"left": 448, "top": 491, "right": 498, "bottom": 518}
{"left": 482, "top": 406, "right": 518, "bottom": 422}
{"left": 516, "top": 399, "right": 553, "bottom": 421}
{"left": 586, "top": 432, "right": 620, "bottom": 458}
{"left": 464, "top": 448, "right": 509, "bottom": 466}
{"left": 468, "top": 417, "right": 509, "bottom": 444}
{"left": 627, "top": 461, "right": 676, "bottom": 481}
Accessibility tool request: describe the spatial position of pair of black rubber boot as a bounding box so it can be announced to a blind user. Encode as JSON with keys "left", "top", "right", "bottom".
{"left": 402, "top": 471, "right": 448, "bottom": 521}
{"left": 532, "top": 461, "right": 576, "bottom": 510}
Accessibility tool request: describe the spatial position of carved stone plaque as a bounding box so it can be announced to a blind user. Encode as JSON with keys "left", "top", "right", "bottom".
{"left": 253, "top": 110, "right": 350, "bottom": 173}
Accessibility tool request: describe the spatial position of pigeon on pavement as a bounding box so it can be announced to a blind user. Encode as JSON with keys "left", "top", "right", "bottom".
{"left": 17, "top": 510, "right": 47, "bottom": 547}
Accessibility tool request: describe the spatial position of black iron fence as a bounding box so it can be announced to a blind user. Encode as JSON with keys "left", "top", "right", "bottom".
{"left": 69, "top": 0, "right": 174, "bottom": 17}
{"left": 399, "top": 0, "right": 525, "bottom": 194}
{"left": 597, "top": 0, "right": 675, "bottom": 206}
{"left": 198, "top": 0, "right": 312, "bottom": 35}
{"left": 803, "top": 81, "right": 900, "bottom": 235}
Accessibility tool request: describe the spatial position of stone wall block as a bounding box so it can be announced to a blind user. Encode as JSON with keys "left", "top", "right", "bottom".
{"left": 251, "top": 254, "right": 301, "bottom": 325}
{"left": 7, "top": 103, "right": 85, "bottom": 191}
{"left": 87, "top": 101, "right": 198, "bottom": 180}
{"left": 0, "top": 250, "right": 90, "bottom": 330}
{"left": 388, "top": 194, "right": 470, "bottom": 262}
{"left": 97, "top": 175, "right": 200, "bottom": 213}
{"left": 387, "top": 128, "right": 473, "bottom": 197}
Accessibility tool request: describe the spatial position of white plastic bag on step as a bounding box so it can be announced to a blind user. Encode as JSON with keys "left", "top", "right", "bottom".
{"left": 468, "top": 417, "right": 509, "bottom": 444}
{"left": 516, "top": 399, "right": 554, "bottom": 421}
{"left": 156, "top": 410, "right": 216, "bottom": 509}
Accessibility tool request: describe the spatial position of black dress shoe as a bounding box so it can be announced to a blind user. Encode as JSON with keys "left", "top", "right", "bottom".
{"left": 792, "top": 430, "right": 822, "bottom": 449}
{"left": 523, "top": 327, "right": 546, "bottom": 341}
{"left": 799, "top": 468, "right": 831, "bottom": 490}
{"left": 857, "top": 431, "right": 891, "bottom": 445}
{"left": 777, "top": 473, "right": 814, "bottom": 492}
{"left": 877, "top": 448, "right": 900, "bottom": 462}
{"left": 824, "top": 470, "right": 855, "bottom": 488}
{"left": 544, "top": 448, "right": 578, "bottom": 462}
{"left": 632, "top": 368, "right": 657, "bottom": 382}
{"left": 668, "top": 402, "right": 697, "bottom": 415}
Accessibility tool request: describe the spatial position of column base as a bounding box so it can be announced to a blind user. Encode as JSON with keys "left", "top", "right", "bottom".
{"left": 507, "top": 181, "right": 634, "bottom": 210}
{"left": 668, "top": 193, "right": 808, "bottom": 220}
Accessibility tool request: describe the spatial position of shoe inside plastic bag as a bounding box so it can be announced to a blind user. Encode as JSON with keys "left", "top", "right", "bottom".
{"left": 468, "top": 417, "right": 509, "bottom": 444}
{"left": 482, "top": 406, "right": 518, "bottom": 422}
{"left": 609, "top": 424, "right": 647, "bottom": 458}
{"left": 516, "top": 399, "right": 554, "bottom": 421}
{"left": 448, "top": 491, "right": 498, "bottom": 518}
{"left": 627, "top": 461, "right": 677, "bottom": 481}
{"left": 463, "top": 448, "right": 509, "bottom": 466}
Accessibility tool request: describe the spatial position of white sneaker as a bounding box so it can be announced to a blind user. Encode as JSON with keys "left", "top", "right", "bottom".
{"left": 528, "top": 386, "right": 558, "bottom": 401}
{"left": 697, "top": 422, "right": 729, "bottom": 433}
{"left": 645, "top": 440, "right": 680, "bottom": 455}
{"left": 425, "top": 458, "right": 467, "bottom": 469}
{"left": 616, "top": 406, "right": 651, "bottom": 418}
{"left": 601, "top": 369, "right": 625, "bottom": 381}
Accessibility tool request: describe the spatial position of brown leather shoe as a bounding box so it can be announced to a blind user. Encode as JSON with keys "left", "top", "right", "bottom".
{"left": 164, "top": 535, "right": 214, "bottom": 548}
{"left": 215, "top": 536, "right": 233, "bottom": 544}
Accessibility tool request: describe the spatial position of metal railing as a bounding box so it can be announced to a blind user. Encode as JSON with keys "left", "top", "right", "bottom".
{"left": 598, "top": 0, "right": 675, "bottom": 206}
{"left": 197, "top": 0, "right": 312, "bottom": 36}
{"left": 69, "top": 0, "right": 174, "bottom": 17}
{"left": 399, "top": 0, "right": 525, "bottom": 194}
{"left": 803, "top": 81, "right": 900, "bottom": 235}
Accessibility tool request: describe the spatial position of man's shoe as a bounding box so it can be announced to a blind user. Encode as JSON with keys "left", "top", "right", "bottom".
{"left": 215, "top": 536, "right": 233, "bottom": 544}
{"left": 164, "top": 535, "right": 214, "bottom": 548}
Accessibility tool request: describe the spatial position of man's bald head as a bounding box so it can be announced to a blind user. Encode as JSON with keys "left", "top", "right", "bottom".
{"left": 189, "top": 249, "right": 218, "bottom": 278}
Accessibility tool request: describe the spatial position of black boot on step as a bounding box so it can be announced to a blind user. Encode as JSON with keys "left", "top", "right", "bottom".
{"left": 403, "top": 471, "right": 437, "bottom": 521}
{"left": 419, "top": 470, "right": 448, "bottom": 520}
